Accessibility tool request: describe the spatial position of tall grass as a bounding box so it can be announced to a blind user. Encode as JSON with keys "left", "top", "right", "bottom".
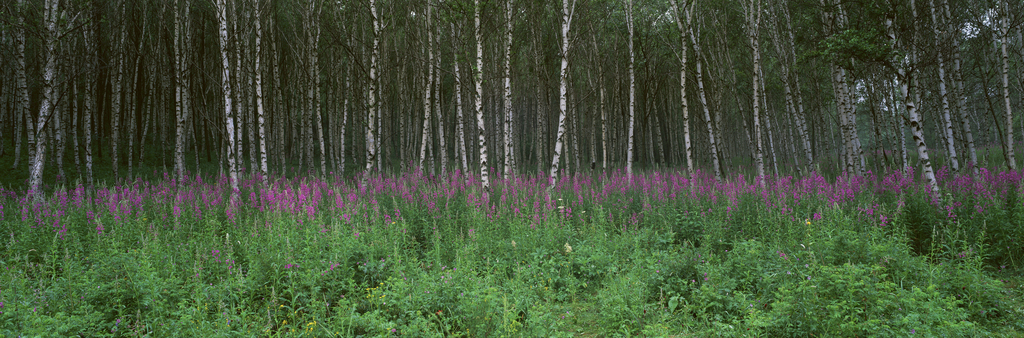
{"left": 1, "top": 166, "right": 1022, "bottom": 336}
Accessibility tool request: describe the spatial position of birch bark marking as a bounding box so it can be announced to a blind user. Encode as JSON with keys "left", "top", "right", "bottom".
{"left": 1001, "top": 0, "right": 1016, "bottom": 170}
{"left": 689, "top": 9, "right": 721, "bottom": 180}
{"left": 930, "top": 0, "right": 959, "bottom": 172}
{"left": 216, "top": 0, "right": 240, "bottom": 201}
{"left": 474, "top": 0, "right": 489, "bottom": 191}
{"left": 625, "top": 0, "right": 636, "bottom": 182}
{"left": 29, "top": 0, "right": 59, "bottom": 201}
{"left": 944, "top": 0, "right": 977, "bottom": 175}
{"left": 366, "top": 0, "right": 380, "bottom": 175}
{"left": 454, "top": 25, "right": 468, "bottom": 175}
{"left": 669, "top": 0, "right": 693, "bottom": 183}
{"left": 174, "top": 0, "right": 191, "bottom": 181}
{"left": 419, "top": 0, "right": 434, "bottom": 172}
{"left": 745, "top": 0, "right": 766, "bottom": 186}
{"left": 503, "top": 0, "right": 515, "bottom": 176}
{"left": 256, "top": 0, "right": 268, "bottom": 183}
{"left": 83, "top": 27, "right": 94, "bottom": 188}
{"left": 550, "top": 0, "right": 574, "bottom": 184}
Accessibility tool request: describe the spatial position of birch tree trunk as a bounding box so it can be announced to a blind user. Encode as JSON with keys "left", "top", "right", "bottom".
{"left": 889, "top": 10, "right": 939, "bottom": 194}
{"left": 688, "top": 6, "right": 721, "bottom": 181}
{"left": 366, "top": 0, "right": 380, "bottom": 175}
{"left": 746, "top": 0, "right": 766, "bottom": 185}
{"left": 944, "top": 0, "right": 977, "bottom": 176}
{"left": 83, "top": 27, "right": 94, "bottom": 188}
{"left": 256, "top": 0, "right": 268, "bottom": 183}
{"left": 454, "top": 27, "right": 468, "bottom": 175}
{"left": 12, "top": 0, "right": 27, "bottom": 171}
{"left": 550, "top": 0, "right": 574, "bottom": 184}
{"left": 419, "top": 0, "right": 434, "bottom": 172}
{"left": 29, "top": 0, "right": 58, "bottom": 201}
{"left": 217, "top": 0, "right": 240, "bottom": 201}
{"left": 174, "top": 0, "right": 191, "bottom": 181}
{"left": 930, "top": 0, "right": 959, "bottom": 172}
{"left": 474, "top": 0, "right": 489, "bottom": 190}
{"left": 625, "top": 0, "right": 636, "bottom": 181}
{"left": 669, "top": 0, "right": 693, "bottom": 180}
{"left": 1001, "top": 0, "right": 1016, "bottom": 170}
{"left": 503, "top": 0, "right": 515, "bottom": 176}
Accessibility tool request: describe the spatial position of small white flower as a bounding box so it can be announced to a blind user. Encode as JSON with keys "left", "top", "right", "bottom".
{"left": 564, "top": 243, "right": 572, "bottom": 253}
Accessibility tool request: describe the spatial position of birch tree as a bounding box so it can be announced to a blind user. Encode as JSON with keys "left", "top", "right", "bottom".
{"left": 216, "top": 0, "right": 240, "bottom": 201}
{"left": 256, "top": 0, "right": 268, "bottom": 183}
{"left": 889, "top": 2, "right": 939, "bottom": 194}
{"left": 174, "top": 0, "right": 191, "bottom": 182}
{"left": 625, "top": 0, "right": 636, "bottom": 180}
{"left": 1000, "top": 0, "right": 1016, "bottom": 170}
{"left": 474, "top": 0, "right": 489, "bottom": 191}
{"left": 28, "top": 0, "right": 59, "bottom": 201}
{"left": 744, "top": 0, "right": 766, "bottom": 184}
{"left": 669, "top": 0, "right": 693, "bottom": 181}
{"left": 366, "top": 0, "right": 380, "bottom": 175}
{"left": 688, "top": 2, "right": 721, "bottom": 180}
{"left": 929, "top": 0, "right": 958, "bottom": 172}
{"left": 502, "top": 0, "right": 515, "bottom": 176}
{"left": 419, "top": 0, "right": 435, "bottom": 172}
{"left": 454, "top": 24, "right": 469, "bottom": 175}
{"left": 550, "top": 0, "right": 575, "bottom": 184}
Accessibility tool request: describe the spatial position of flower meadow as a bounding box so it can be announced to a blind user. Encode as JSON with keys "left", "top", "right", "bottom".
{"left": 1, "top": 167, "right": 1023, "bottom": 337}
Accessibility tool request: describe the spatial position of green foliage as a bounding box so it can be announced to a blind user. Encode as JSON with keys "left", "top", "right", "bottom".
{"left": 1, "top": 176, "right": 1022, "bottom": 336}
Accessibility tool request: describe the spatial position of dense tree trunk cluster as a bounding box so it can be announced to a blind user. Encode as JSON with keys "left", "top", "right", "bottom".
{"left": 1, "top": 0, "right": 1021, "bottom": 195}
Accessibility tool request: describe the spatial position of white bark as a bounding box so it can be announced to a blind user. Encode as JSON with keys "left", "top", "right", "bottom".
{"left": 256, "top": 0, "right": 268, "bottom": 183}
{"left": 944, "top": 0, "right": 976, "bottom": 176}
{"left": 474, "top": 0, "right": 489, "bottom": 190}
{"left": 29, "top": 0, "right": 58, "bottom": 201}
{"left": 1001, "top": 0, "right": 1016, "bottom": 170}
{"left": 83, "top": 27, "right": 94, "bottom": 188}
{"left": 366, "top": 0, "right": 380, "bottom": 175}
{"left": 688, "top": 5, "right": 721, "bottom": 181}
{"left": 454, "top": 27, "right": 468, "bottom": 175}
{"left": 550, "top": 0, "right": 574, "bottom": 183}
{"left": 217, "top": 0, "right": 240, "bottom": 201}
{"left": 419, "top": 0, "right": 434, "bottom": 172}
{"left": 746, "top": 0, "right": 766, "bottom": 184}
{"left": 625, "top": 0, "right": 636, "bottom": 180}
{"left": 930, "top": 0, "right": 959, "bottom": 172}
{"left": 503, "top": 0, "right": 515, "bottom": 176}
{"left": 174, "top": 0, "right": 190, "bottom": 181}
{"left": 669, "top": 0, "right": 693, "bottom": 180}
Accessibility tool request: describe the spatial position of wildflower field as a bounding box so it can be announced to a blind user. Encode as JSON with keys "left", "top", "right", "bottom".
{"left": 2, "top": 167, "right": 1023, "bottom": 337}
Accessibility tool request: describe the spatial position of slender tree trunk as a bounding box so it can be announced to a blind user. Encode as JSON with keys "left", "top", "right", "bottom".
{"left": 256, "top": 0, "right": 268, "bottom": 183}
{"left": 12, "top": 0, "right": 27, "bottom": 171}
{"left": 420, "top": 0, "right": 435, "bottom": 172}
{"left": 217, "top": 0, "right": 240, "bottom": 201}
{"left": 689, "top": 10, "right": 721, "bottom": 180}
{"left": 83, "top": 28, "right": 95, "bottom": 188}
{"left": 503, "top": 0, "right": 515, "bottom": 176}
{"left": 175, "top": 0, "right": 190, "bottom": 181}
{"left": 930, "top": 0, "right": 959, "bottom": 172}
{"left": 474, "top": 0, "right": 489, "bottom": 190}
{"left": 29, "top": 0, "right": 58, "bottom": 201}
{"left": 1001, "top": 0, "right": 1017, "bottom": 170}
{"left": 669, "top": 0, "right": 693, "bottom": 180}
{"left": 454, "top": 28, "right": 468, "bottom": 175}
{"left": 746, "top": 0, "right": 766, "bottom": 185}
{"left": 550, "top": 0, "right": 574, "bottom": 184}
{"left": 366, "top": 0, "right": 380, "bottom": 175}
{"left": 625, "top": 0, "right": 636, "bottom": 181}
